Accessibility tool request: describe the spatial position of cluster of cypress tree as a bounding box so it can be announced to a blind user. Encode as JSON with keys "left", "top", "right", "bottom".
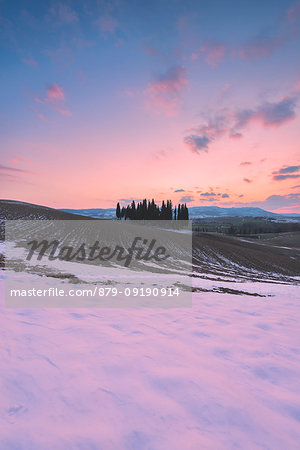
{"left": 176, "top": 203, "right": 189, "bottom": 220}
{"left": 116, "top": 199, "right": 189, "bottom": 220}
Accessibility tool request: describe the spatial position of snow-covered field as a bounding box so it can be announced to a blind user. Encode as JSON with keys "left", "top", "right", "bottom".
{"left": 1, "top": 270, "right": 300, "bottom": 449}
{"left": 1, "top": 214, "right": 299, "bottom": 449}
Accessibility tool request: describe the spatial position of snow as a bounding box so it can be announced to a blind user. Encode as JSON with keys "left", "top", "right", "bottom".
{"left": 0, "top": 241, "right": 5, "bottom": 255}
{"left": 0, "top": 269, "right": 300, "bottom": 449}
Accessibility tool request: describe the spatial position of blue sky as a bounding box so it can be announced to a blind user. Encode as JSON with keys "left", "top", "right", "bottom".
{"left": 1, "top": 0, "right": 300, "bottom": 211}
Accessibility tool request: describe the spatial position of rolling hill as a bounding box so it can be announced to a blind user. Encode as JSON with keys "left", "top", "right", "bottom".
{"left": 0, "top": 200, "right": 93, "bottom": 221}
{"left": 1, "top": 199, "right": 299, "bottom": 283}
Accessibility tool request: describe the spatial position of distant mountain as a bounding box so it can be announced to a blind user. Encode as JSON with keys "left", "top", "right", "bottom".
{"left": 280, "top": 213, "right": 300, "bottom": 218}
{"left": 60, "top": 206, "right": 279, "bottom": 218}
{"left": 61, "top": 208, "right": 115, "bottom": 218}
{"left": 188, "top": 206, "right": 279, "bottom": 218}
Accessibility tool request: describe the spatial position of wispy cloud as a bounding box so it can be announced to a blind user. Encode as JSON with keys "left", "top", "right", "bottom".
{"left": 188, "top": 1, "right": 299, "bottom": 70}
{"left": 46, "top": 83, "right": 65, "bottom": 102}
{"left": 236, "top": 193, "right": 300, "bottom": 212}
{"left": 184, "top": 135, "right": 211, "bottom": 153}
{"left": 188, "top": 2, "right": 300, "bottom": 70}
{"left": 30, "top": 106, "right": 48, "bottom": 122}
{"left": 44, "top": 45, "right": 74, "bottom": 70}
{"left": 273, "top": 174, "right": 300, "bottom": 180}
{"left": 12, "top": 156, "right": 33, "bottom": 165}
{"left": 34, "top": 83, "right": 71, "bottom": 118}
{"left": 48, "top": 4, "right": 79, "bottom": 24}
{"left": 200, "top": 192, "right": 216, "bottom": 197}
{"left": 22, "top": 58, "right": 38, "bottom": 67}
{"left": 286, "top": 1, "right": 300, "bottom": 22}
{"left": 180, "top": 195, "right": 194, "bottom": 203}
{"left": 0, "top": 164, "right": 33, "bottom": 183}
{"left": 240, "top": 161, "right": 252, "bottom": 166}
{"left": 184, "top": 112, "right": 228, "bottom": 153}
{"left": 236, "top": 1, "right": 300, "bottom": 61}
{"left": 192, "top": 41, "right": 225, "bottom": 67}
{"left": 237, "top": 34, "right": 286, "bottom": 60}
{"left": 184, "top": 94, "right": 298, "bottom": 153}
{"left": 272, "top": 165, "right": 300, "bottom": 180}
{"left": 276, "top": 165, "right": 300, "bottom": 174}
{"left": 119, "top": 198, "right": 143, "bottom": 204}
{"left": 243, "top": 178, "right": 253, "bottom": 183}
{"left": 234, "top": 96, "right": 297, "bottom": 130}
{"left": 174, "top": 189, "right": 185, "bottom": 192}
{"left": 200, "top": 197, "right": 219, "bottom": 202}
{"left": 0, "top": 164, "right": 31, "bottom": 173}
{"left": 146, "top": 66, "right": 187, "bottom": 115}
{"left": 96, "top": 14, "right": 118, "bottom": 35}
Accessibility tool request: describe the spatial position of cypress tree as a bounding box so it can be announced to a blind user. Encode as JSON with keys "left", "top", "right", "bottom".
{"left": 185, "top": 204, "right": 189, "bottom": 220}
{"left": 178, "top": 204, "right": 181, "bottom": 220}
{"left": 116, "top": 202, "right": 121, "bottom": 219}
{"left": 131, "top": 200, "right": 136, "bottom": 219}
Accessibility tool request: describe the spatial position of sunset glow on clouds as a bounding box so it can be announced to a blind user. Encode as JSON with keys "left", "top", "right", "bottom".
{"left": 0, "top": 0, "right": 300, "bottom": 213}
{"left": 184, "top": 94, "right": 299, "bottom": 153}
{"left": 34, "top": 83, "right": 72, "bottom": 117}
{"left": 146, "top": 66, "right": 188, "bottom": 115}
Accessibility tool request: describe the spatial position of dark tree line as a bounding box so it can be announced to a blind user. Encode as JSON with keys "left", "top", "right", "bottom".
{"left": 116, "top": 199, "right": 189, "bottom": 220}
{"left": 227, "top": 220, "right": 300, "bottom": 235}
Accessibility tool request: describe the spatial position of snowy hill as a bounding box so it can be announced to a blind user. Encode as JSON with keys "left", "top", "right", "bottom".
{"left": 0, "top": 200, "right": 92, "bottom": 221}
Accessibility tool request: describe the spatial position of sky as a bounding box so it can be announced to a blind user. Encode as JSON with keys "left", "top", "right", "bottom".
{"left": 0, "top": 0, "right": 300, "bottom": 213}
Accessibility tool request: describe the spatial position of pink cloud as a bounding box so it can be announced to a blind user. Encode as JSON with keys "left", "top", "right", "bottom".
{"left": 30, "top": 106, "right": 48, "bottom": 122}
{"left": 234, "top": 96, "right": 297, "bottom": 129}
{"left": 46, "top": 83, "right": 65, "bottom": 103}
{"left": 12, "top": 156, "right": 36, "bottom": 166}
{"left": 115, "top": 39, "right": 124, "bottom": 48}
{"left": 22, "top": 58, "right": 38, "bottom": 67}
{"left": 232, "top": 193, "right": 300, "bottom": 213}
{"left": 184, "top": 111, "right": 230, "bottom": 153}
{"left": 57, "top": 107, "right": 72, "bottom": 117}
{"left": 236, "top": 1, "right": 300, "bottom": 61}
{"left": 237, "top": 35, "right": 285, "bottom": 59}
{"left": 49, "top": 4, "right": 79, "bottom": 24}
{"left": 272, "top": 165, "right": 300, "bottom": 181}
{"left": 44, "top": 46, "right": 74, "bottom": 70}
{"left": 215, "top": 83, "right": 232, "bottom": 101}
{"left": 0, "top": 164, "right": 34, "bottom": 179}
{"left": 146, "top": 66, "right": 188, "bottom": 115}
{"left": 33, "top": 83, "right": 71, "bottom": 119}
{"left": 37, "top": 113, "right": 47, "bottom": 122}
{"left": 192, "top": 41, "right": 225, "bottom": 67}
{"left": 203, "top": 43, "right": 225, "bottom": 67}
{"left": 96, "top": 14, "right": 118, "bottom": 34}
{"left": 184, "top": 93, "right": 298, "bottom": 154}
{"left": 286, "top": 1, "right": 300, "bottom": 22}
{"left": 229, "top": 131, "right": 242, "bottom": 140}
